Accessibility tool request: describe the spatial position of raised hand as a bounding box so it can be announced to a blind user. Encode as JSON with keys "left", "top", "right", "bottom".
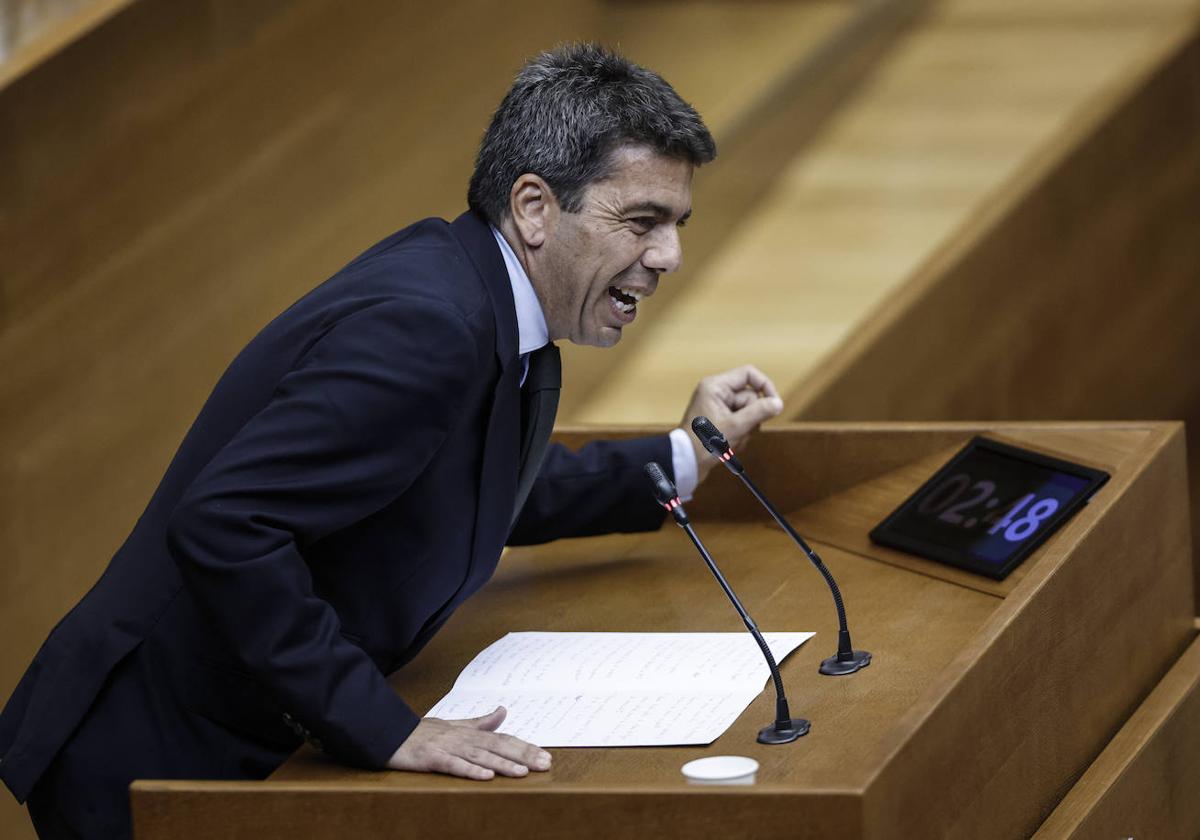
{"left": 679, "top": 365, "right": 783, "bottom": 482}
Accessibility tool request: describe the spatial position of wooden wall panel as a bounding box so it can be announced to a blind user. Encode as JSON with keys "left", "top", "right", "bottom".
{"left": 555, "top": 0, "right": 929, "bottom": 420}
{"left": 786, "top": 23, "right": 1200, "bottom": 606}
{"left": 1035, "top": 628, "right": 1200, "bottom": 839}
{"left": 569, "top": 0, "right": 1196, "bottom": 426}
{"left": 0, "top": 0, "right": 135, "bottom": 89}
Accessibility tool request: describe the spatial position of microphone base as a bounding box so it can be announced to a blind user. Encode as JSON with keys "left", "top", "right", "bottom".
{"left": 757, "top": 718, "right": 810, "bottom": 744}
{"left": 819, "top": 649, "right": 872, "bottom": 676}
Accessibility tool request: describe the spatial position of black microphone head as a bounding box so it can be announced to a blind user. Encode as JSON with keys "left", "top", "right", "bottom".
{"left": 643, "top": 461, "right": 677, "bottom": 506}
{"left": 692, "top": 415, "right": 744, "bottom": 474}
{"left": 691, "top": 416, "right": 730, "bottom": 456}
{"left": 645, "top": 462, "right": 689, "bottom": 526}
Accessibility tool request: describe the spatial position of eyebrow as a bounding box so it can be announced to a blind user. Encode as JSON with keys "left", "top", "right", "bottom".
{"left": 626, "top": 202, "right": 692, "bottom": 225}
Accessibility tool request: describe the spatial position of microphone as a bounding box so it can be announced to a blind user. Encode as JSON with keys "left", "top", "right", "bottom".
{"left": 644, "top": 462, "right": 809, "bottom": 744}
{"left": 691, "top": 417, "right": 872, "bottom": 676}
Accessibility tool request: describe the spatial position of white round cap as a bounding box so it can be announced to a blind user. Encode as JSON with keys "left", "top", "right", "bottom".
{"left": 680, "top": 755, "right": 759, "bottom": 782}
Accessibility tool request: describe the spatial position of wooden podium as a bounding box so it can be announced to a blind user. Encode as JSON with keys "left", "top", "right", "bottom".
{"left": 131, "top": 423, "right": 1197, "bottom": 839}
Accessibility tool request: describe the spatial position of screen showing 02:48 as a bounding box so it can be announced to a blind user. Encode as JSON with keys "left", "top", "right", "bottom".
{"left": 870, "top": 439, "right": 1109, "bottom": 579}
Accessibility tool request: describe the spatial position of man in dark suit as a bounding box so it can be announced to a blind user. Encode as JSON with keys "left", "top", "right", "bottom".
{"left": 1, "top": 44, "right": 784, "bottom": 839}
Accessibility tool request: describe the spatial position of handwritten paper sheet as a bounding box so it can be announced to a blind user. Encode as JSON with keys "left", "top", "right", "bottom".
{"left": 426, "top": 631, "right": 814, "bottom": 747}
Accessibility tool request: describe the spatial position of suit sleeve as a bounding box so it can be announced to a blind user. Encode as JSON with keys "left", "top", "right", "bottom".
{"left": 507, "top": 436, "right": 672, "bottom": 545}
{"left": 166, "top": 297, "right": 477, "bottom": 769}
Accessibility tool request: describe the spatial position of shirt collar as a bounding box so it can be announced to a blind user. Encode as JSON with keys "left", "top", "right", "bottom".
{"left": 490, "top": 225, "right": 549, "bottom": 356}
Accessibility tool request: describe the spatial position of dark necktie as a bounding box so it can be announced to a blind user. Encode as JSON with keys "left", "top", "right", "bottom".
{"left": 512, "top": 343, "right": 561, "bottom": 526}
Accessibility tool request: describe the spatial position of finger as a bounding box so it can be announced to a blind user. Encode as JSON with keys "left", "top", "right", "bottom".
{"left": 741, "top": 365, "right": 781, "bottom": 398}
{"left": 429, "top": 751, "right": 496, "bottom": 781}
{"left": 473, "top": 705, "right": 507, "bottom": 731}
{"left": 462, "top": 746, "right": 530, "bottom": 778}
{"left": 734, "top": 395, "right": 784, "bottom": 431}
{"left": 730, "top": 390, "right": 757, "bottom": 410}
{"left": 723, "top": 398, "right": 783, "bottom": 445}
{"left": 448, "top": 706, "right": 507, "bottom": 730}
{"left": 754, "top": 368, "right": 781, "bottom": 399}
{"left": 477, "top": 730, "right": 553, "bottom": 771}
{"left": 712, "top": 365, "right": 779, "bottom": 399}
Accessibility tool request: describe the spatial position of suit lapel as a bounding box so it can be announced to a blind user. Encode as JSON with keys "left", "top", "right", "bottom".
{"left": 450, "top": 211, "right": 518, "bottom": 366}
{"left": 448, "top": 211, "right": 522, "bottom": 594}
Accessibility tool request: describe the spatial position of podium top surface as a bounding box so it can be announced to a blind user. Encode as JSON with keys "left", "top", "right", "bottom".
{"left": 276, "top": 522, "right": 997, "bottom": 792}
{"left": 262, "top": 422, "right": 1190, "bottom": 790}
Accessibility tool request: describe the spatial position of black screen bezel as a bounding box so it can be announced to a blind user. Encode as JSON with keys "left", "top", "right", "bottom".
{"left": 868, "top": 436, "right": 1110, "bottom": 581}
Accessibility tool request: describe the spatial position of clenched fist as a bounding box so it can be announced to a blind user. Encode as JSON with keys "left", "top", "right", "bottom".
{"left": 679, "top": 365, "right": 783, "bottom": 483}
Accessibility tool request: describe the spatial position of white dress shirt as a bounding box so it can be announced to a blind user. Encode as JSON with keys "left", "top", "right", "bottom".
{"left": 490, "top": 226, "right": 698, "bottom": 500}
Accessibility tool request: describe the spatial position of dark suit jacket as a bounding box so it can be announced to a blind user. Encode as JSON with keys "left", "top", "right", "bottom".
{"left": 0, "top": 210, "right": 670, "bottom": 803}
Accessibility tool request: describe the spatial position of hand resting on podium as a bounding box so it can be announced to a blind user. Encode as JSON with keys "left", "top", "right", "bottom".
{"left": 386, "top": 706, "right": 552, "bottom": 781}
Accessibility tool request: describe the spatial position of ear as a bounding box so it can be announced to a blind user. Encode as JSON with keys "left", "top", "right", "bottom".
{"left": 508, "top": 173, "right": 558, "bottom": 248}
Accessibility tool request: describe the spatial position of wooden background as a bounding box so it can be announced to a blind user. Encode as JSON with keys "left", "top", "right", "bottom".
{"left": 3, "top": 0, "right": 1199, "bottom": 837}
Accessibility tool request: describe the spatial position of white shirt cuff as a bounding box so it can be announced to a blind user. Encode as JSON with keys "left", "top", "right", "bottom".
{"left": 669, "top": 427, "right": 699, "bottom": 502}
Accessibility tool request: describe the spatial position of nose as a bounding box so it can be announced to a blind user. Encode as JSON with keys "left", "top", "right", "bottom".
{"left": 642, "top": 226, "right": 683, "bottom": 275}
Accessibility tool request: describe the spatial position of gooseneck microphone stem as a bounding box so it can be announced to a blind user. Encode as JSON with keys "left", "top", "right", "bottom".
{"left": 736, "top": 470, "right": 854, "bottom": 659}
{"left": 690, "top": 416, "right": 872, "bottom": 676}
{"left": 680, "top": 522, "right": 793, "bottom": 731}
{"left": 644, "top": 462, "right": 808, "bottom": 744}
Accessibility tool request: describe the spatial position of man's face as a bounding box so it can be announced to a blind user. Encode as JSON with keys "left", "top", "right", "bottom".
{"left": 531, "top": 145, "right": 694, "bottom": 348}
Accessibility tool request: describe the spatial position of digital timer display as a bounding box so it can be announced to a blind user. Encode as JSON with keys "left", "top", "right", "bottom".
{"left": 869, "top": 437, "right": 1109, "bottom": 580}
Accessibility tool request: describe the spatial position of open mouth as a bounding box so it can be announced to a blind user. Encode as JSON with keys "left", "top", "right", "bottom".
{"left": 608, "top": 285, "right": 643, "bottom": 315}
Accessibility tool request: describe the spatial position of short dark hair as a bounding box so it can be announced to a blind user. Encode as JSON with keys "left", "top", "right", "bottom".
{"left": 468, "top": 43, "right": 717, "bottom": 224}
